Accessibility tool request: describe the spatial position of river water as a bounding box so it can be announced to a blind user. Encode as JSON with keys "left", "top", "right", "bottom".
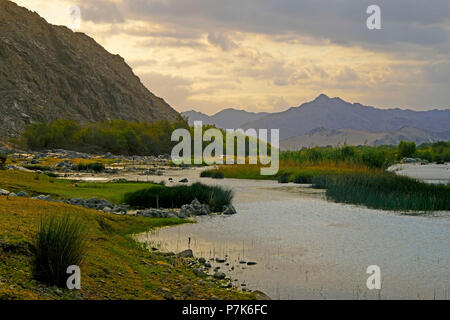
{"left": 135, "top": 168, "right": 450, "bottom": 300}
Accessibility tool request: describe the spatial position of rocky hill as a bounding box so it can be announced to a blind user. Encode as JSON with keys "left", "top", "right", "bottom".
{"left": 0, "top": 0, "right": 179, "bottom": 139}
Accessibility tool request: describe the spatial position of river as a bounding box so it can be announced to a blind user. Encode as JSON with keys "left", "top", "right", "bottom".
{"left": 134, "top": 168, "right": 450, "bottom": 300}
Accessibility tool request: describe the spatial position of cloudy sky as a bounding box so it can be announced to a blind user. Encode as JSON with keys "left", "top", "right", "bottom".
{"left": 14, "top": 0, "right": 450, "bottom": 114}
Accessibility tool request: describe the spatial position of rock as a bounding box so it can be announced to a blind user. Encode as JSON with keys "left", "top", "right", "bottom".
{"left": 8, "top": 193, "right": 17, "bottom": 197}
{"left": 17, "top": 191, "right": 29, "bottom": 198}
{"left": 32, "top": 194, "right": 51, "bottom": 201}
{"left": 222, "top": 204, "right": 237, "bottom": 215}
{"left": 193, "top": 268, "right": 207, "bottom": 277}
{"left": 136, "top": 208, "right": 174, "bottom": 218}
{"left": 198, "top": 257, "right": 206, "bottom": 264}
{"left": 178, "top": 249, "right": 194, "bottom": 258}
{"left": 103, "top": 207, "right": 112, "bottom": 213}
{"left": 215, "top": 258, "right": 226, "bottom": 263}
{"left": 0, "top": 189, "right": 10, "bottom": 196}
{"left": 247, "top": 261, "right": 257, "bottom": 266}
{"left": 205, "top": 263, "right": 212, "bottom": 268}
{"left": 213, "top": 272, "right": 226, "bottom": 280}
{"left": 239, "top": 261, "right": 246, "bottom": 264}
{"left": 179, "top": 199, "right": 211, "bottom": 217}
{"left": 179, "top": 178, "right": 189, "bottom": 183}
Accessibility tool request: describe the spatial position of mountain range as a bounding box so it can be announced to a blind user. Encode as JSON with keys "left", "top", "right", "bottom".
{"left": 182, "top": 109, "right": 268, "bottom": 129}
{"left": 0, "top": 0, "right": 179, "bottom": 138}
{"left": 183, "top": 94, "right": 450, "bottom": 149}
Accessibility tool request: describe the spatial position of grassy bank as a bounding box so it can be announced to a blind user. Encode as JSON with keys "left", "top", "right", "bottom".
{"left": 311, "top": 172, "right": 450, "bottom": 211}
{"left": 203, "top": 162, "right": 450, "bottom": 212}
{"left": 0, "top": 197, "right": 254, "bottom": 300}
{"left": 0, "top": 170, "right": 152, "bottom": 204}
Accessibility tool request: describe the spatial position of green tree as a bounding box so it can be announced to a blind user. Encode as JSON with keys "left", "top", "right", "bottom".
{"left": 398, "top": 141, "right": 416, "bottom": 159}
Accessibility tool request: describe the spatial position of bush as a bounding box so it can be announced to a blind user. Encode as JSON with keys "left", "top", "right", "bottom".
{"left": 277, "top": 174, "right": 290, "bottom": 184}
{"left": 0, "top": 152, "right": 7, "bottom": 170}
{"left": 124, "top": 183, "right": 233, "bottom": 212}
{"left": 200, "top": 170, "right": 224, "bottom": 179}
{"left": 33, "top": 214, "right": 88, "bottom": 287}
{"left": 74, "top": 162, "right": 105, "bottom": 173}
{"left": 398, "top": 141, "right": 416, "bottom": 159}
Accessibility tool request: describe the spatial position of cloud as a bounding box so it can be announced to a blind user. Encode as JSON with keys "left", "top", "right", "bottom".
{"left": 207, "top": 32, "right": 238, "bottom": 51}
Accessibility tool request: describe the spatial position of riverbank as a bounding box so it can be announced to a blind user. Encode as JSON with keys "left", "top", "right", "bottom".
{"left": 0, "top": 168, "right": 258, "bottom": 300}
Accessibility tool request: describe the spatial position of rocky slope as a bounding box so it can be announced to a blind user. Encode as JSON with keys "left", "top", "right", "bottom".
{"left": 0, "top": 0, "right": 179, "bottom": 139}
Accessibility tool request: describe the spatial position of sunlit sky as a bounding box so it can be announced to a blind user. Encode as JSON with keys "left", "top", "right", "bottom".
{"left": 13, "top": 0, "right": 450, "bottom": 114}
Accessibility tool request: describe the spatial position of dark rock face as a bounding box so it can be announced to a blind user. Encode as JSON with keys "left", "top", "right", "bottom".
{"left": 0, "top": 0, "right": 180, "bottom": 138}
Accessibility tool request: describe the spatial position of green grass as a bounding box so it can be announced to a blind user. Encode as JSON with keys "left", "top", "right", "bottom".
{"left": 0, "top": 170, "right": 154, "bottom": 204}
{"left": 311, "top": 172, "right": 450, "bottom": 211}
{"left": 124, "top": 183, "right": 233, "bottom": 212}
{"left": 0, "top": 197, "right": 255, "bottom": 300}
{"left": 34, "top": 214, "right": 88, "bottom": 287}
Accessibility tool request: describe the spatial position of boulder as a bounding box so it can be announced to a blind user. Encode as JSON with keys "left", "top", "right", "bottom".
{"left": 213, "top": 272, "right": 226, "bottom": 280}
{"left": 179, "top": 178, "right": 189, "bottom": 183}
{"left": 178, "top": 249, "right": 194, "bottom": 258}
{"left": 179, "top": 199, "right": 211, "bottom": 217}
{"left": 0, "top": 189, "right": 10, "bottom": 196}
{"left": 193, "top": 268, "right": 207, "bottom": 277}
{"left": 222, "top": 204, "right": 237, "bottom": 215}
{"left": 17, "top": 191, "right": 30, "bottom": 198}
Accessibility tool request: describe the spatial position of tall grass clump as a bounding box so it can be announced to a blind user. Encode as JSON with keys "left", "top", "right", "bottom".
{"left": 124, "top": 183, "right": 233, "bottom": 212}
{"left": 200, "top": 170, "right": 224, "bottom": 179}
{"left": 34, "top": 214, "right": 88, "bottom": 287}
{"left": 311, "top": 172, "right": 450, "bottom": 211}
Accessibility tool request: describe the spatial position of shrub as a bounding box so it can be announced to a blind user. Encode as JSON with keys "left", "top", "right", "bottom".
{"left": 0, "top": 152, "right": 7, "bottom": 170}
{"left": 277, "top": 174, "right": 290, "bottom": 184}
{"left": 398, "top": 141, "right": 416, "bottom": 159}
{"left": 74, "top": 162, "right": 105, "bottom": 173}
{"left": 200, "top": 170, "right": 224, "bottom": 179}
{"left": 33, "top": 214, "right": 88, "bottom": 287}
{"left": 124, "top": 183, "right": 233, "bottom": 212}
